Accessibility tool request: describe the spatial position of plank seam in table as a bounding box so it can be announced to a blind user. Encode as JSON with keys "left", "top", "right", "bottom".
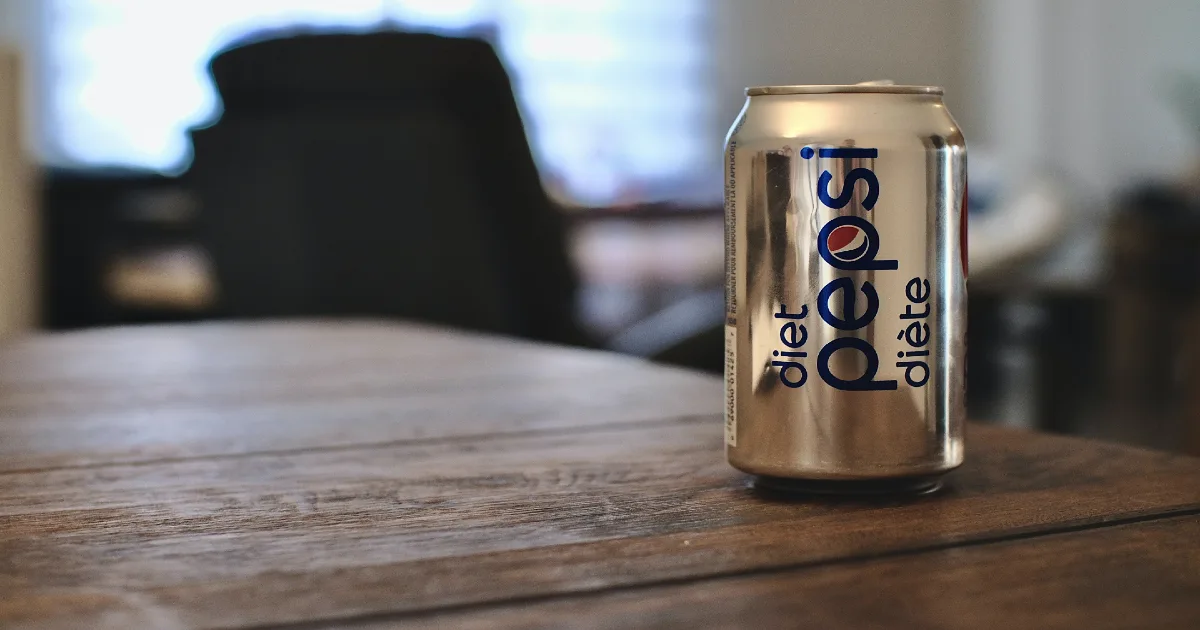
{"left": 0, "top": 412, "right": 717, "bottom": 477}
{"left": 239, "top": 509, "right": 1200, "bottom": 630}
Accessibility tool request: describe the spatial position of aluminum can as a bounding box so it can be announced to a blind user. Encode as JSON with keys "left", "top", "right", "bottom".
{"left": 723, "top": 84, "right": 967, "bottom": 493}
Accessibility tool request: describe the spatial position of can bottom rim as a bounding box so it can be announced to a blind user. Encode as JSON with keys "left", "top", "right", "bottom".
{"left": 752, "top": 473, "right": 945, "bottom": 496}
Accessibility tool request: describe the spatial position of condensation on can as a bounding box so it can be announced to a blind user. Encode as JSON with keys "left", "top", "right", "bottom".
{"left": 723, "top": 84, "right": 967, "bottom": 492}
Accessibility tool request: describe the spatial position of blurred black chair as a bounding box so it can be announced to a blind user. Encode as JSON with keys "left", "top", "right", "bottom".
{"left": 186, "top": 32, "right": 585, "bottom": 346}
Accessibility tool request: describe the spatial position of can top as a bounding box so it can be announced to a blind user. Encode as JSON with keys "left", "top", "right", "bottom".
{"left": 746, "top": 84, "right": 943, "bottom": 96}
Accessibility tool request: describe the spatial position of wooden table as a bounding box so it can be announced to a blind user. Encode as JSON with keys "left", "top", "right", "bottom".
{"left": 2, "top": 321, "right": 1199, "bottom": 629}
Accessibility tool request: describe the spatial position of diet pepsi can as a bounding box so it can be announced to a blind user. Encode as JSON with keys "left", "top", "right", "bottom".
{"left": 723, "top": 84, "right": 967, "bottom": 493}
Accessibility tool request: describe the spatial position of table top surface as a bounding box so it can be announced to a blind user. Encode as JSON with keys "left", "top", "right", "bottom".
{"left": 1, "top": 321, "right": 1198, "bottom": 630}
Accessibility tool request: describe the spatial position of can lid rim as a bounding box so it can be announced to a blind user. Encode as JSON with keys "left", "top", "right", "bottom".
{"left": 746, "top": 85, "right": 943, "bottom": 96}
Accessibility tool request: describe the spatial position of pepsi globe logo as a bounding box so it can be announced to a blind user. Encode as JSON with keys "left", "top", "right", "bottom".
{"left": 826, "top": 225, "right": 870, "bottom": 263}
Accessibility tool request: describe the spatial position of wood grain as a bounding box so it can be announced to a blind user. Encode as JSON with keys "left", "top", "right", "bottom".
{"left": 363, "top": 516, "right": 1200, "bottom": 630}
{"left": 0, "top": 321, "right": 718, "bottom": 471}
{"left": 1, "top": 322, "right": 1198, "bottom": 629}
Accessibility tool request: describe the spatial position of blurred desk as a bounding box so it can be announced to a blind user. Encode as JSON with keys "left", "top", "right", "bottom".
{"left": 1, "top": 321, "right": 1198, "bottom": 629}
{"left": 567, "top": 204, "right": 723, "bottom": 340}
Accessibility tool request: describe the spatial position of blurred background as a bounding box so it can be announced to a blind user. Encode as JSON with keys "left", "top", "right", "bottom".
{"left": 0, "top": 0, "right": 1198, "bottom": 454}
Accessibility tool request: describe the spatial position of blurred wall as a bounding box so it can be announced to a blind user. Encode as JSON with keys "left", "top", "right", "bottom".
{"left": 975, "top": 0, "right": 1200, "bottom": 200}
{"left": 0, "top": 0, "right": 17, "bottom": 42}
{"left": 712, "top": 0, "right": 1200, "bottom": 204}
{"left": 710, "top": 0, "right": 973, "bottom": 140}
{"left": 0, "top": 0, "right": 38, "bottom": 156}
{"left": 0, "top": 47, "right": 37, "bottom": 338}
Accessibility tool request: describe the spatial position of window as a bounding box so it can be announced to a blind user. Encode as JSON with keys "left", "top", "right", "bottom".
{"left": 43, "top": 0, "right": 712, "bottom": 205}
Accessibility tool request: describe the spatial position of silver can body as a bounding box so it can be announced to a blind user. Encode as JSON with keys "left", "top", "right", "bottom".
{"left": 723, "top": 85, "right": 967, "bottom": 488}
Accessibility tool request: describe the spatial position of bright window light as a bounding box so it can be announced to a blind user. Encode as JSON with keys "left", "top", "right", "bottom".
{"left": 44, "top": 0, "right": 710, "bottom": 205}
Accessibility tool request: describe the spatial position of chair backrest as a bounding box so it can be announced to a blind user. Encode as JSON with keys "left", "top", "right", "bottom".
{"left": 187, "top": 32, "right": 583, "bottom": 344}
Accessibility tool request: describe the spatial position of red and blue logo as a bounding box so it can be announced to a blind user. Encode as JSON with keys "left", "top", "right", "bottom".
{"left": 825, "top": 224, "right": 870, "bottom": 263}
